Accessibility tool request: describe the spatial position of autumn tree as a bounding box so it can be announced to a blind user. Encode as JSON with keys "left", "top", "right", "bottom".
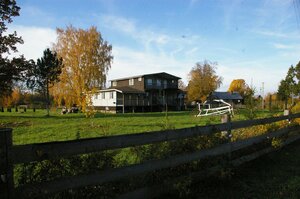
{"left": 293, "top": 61, "right": 300, "bottom": 93}
{"left": 27, "top": 48, "right": 63, "bottom": 116}
{"left": 0, "top": 0, "right": 34, "bottom": 98}
{"left": 178, "top": 79, "right": 187, "bottom": 91}
{"left": 264, "top": 92, "right": 280, "bottom": 110}
{"left": 187, "top": 60, "right": 222, "bottom": 102}
{"left": 228, "top": 79, "right": 250, "bottom": 97}
{"left": 51, "top": 26, "right": 113, "bottom": 115}
{"left": 278, "top": 65, "right": 297, "bottom": 109}
{"left": 0, "top": 87, "right": 21, "bottom": 107}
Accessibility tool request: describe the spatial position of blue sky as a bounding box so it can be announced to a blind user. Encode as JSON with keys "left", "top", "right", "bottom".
{"left": 9, "top": 0, "right": 300, "bottom": 94}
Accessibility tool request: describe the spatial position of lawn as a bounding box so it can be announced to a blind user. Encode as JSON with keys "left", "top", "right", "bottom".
{"left": 0, "top": 108, "right": 280, "bottom": 145}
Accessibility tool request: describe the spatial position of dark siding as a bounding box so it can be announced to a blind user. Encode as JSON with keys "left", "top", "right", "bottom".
{"left": 111, "top": 77, "right": 145, "bottom": 91}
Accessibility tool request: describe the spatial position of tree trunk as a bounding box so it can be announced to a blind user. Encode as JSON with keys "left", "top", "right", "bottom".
{"left": 284, "top": 99, "right": 288, "bottom": 110}
{"left": 46, "top": 82, "right": 50, "bottom": 116}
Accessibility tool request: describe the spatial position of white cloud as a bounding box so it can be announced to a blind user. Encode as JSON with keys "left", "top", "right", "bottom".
{"left": 108, "top": 45, "right": 194, "bottom": 83}
{"left": 7, "top": 25, "right": 57, "bottom": 60}
{"left": 217, "top": 62, "right": 285, "bottom": 94}
{"left": 273, "top": 43, "right": 295, "bottom": 49}
{"left": 100, "top": 14, "right": 202, "bottom": 53}
{"left": 254, "top": 30, "right": 289, "bottom": 38}
{"left": 102, "top": 15, "right": 136, "bottom": 34}
{"left": 185, "top": 47, "right": 199, "bottom": 56}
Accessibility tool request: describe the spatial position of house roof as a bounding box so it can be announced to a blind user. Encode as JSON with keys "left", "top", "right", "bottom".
{"left": 210, "top": 91, "right": 243, "bottom": 100}
{"left": 110, "top": 72, "right": 181, "bottom": 82}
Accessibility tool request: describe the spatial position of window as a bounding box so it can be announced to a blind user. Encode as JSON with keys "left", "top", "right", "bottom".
{"left": 129, "top": 78, "right": 134, "bottom": 86}
{"left": 171, "top": 80, "right": 175, "bottom": 83}
{"left": 147, "top": 78, "right": 152, "bottom": 86}
{"left": 101, "top": 92, "right": 105, "bottom": 99}
{"left": 138, "top": 77, "right": 142, "bottom": 81}
{"left": 112, "top": 81, "right": 117, "bottom": 86}
{"left": 110, "top": 92, "right": 114, "bottom": 99}
{"left": 157, "top": 79, "right": 161, "bottom": 87}
{"left": 95, "top": 94, "right": 98, "bottom": 99}
{"left": 163, "top": 80, "right": 167, "bottom": 88}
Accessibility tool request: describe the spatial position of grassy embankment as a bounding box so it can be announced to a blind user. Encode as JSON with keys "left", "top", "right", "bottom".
{"left": 0, "top": 108, "right": 279, "bottom": 145}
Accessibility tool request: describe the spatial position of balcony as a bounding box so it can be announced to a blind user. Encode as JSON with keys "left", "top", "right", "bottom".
{"left": 145, "top": 83, "right": 178, "bottom": 90}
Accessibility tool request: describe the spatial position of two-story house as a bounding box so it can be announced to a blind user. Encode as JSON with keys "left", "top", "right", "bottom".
{"left": 91, "top": 72, "right": 185, "bottom": 113}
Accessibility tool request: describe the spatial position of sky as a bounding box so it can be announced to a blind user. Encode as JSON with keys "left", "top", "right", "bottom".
{"left": 7, "top": 0, "right": 300, "bottom": 95}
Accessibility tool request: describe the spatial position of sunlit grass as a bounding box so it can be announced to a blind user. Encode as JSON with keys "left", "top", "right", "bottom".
{"left": 0, "top": 108, "right": 281, "bottom": 145}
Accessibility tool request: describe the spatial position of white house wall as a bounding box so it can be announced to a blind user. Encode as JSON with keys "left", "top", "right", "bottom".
{"left": 92, "top": 91, "right": 117, "bottom": 107}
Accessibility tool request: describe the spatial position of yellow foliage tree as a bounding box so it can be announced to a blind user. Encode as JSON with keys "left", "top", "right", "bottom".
{"left": 228, "top": 79, "right": 250, "bottom": 97}
{"left": 187, "top": 61, "right": 222, "bottom": 102}
{"left": 51, "top": 25, "right": 113, "bottom": 115}
{"left": 11, "top": 88, "right": 21, "bottom": 105}
{"left": 0, "top": 87, "right": 21, "bottom": 107}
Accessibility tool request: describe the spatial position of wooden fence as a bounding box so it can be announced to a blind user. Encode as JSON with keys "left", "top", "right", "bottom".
{"left": 1, "top": 113, "right": 300, "bottom": 198}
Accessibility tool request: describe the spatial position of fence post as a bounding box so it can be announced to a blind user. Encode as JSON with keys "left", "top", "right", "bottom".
{"left": 221, "top": 114, "right": 232, "bottom": 174}
{"left": 0, "top": 128, "right": 14, "bottom": 199}
{"left": 284, "top": 109, "right": 290, "bottom": 123}
{"left": 221, "top": 114, "right": 232, "bottom": 140}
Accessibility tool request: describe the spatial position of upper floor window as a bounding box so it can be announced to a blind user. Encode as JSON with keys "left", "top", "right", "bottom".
{"left": 157, "top": 79, "right": 161, "bottom": 87}
{"left": 147, "top": 78, "right": 152, "bottom": 86}
{"left": 163, "top": 80, "right": 167, "bottom": 88}
{"left": 112, "top": 81, "right": 117, "bottom": 87}
{"left": 138, "top": 77, "right": 142, "bottom": 81}
{"left": 129, "top": 78, "right": 134, "bottom": 86}
{"left": 171, "top": 80, "right": 175, "bottom": 84}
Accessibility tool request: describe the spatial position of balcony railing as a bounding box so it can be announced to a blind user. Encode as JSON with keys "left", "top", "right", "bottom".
{"left": 116, "top": 98, "right": 178, "bottom": 106}
{"left": 145, "top": 83, "right": 178, "bottom": 89}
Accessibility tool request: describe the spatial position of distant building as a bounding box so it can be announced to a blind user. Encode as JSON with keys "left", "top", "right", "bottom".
{"left": 91, "top": 72, "right": 185, "bottom": 113}
{"left": 207, "top": 91, "right": 243, "bottom": 105}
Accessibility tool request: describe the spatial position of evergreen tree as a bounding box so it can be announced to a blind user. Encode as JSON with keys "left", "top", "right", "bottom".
{"left": 28, "top": 48, "right": 63, "bottom": 116}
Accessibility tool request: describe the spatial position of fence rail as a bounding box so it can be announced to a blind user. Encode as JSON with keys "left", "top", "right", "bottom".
{"left": 11, "top": 113, "right": 300, "bottom": 164}
{"left": 1, "top": 113, "right": 300, "bottom": 198}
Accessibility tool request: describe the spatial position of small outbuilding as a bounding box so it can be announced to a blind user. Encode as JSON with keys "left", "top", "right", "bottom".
{"left": 207, "top": 91, "right": 243, "bottom": 105}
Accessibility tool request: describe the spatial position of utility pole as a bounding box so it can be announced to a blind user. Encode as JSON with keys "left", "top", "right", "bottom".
{"left": 261, "top": 82, "right": 264, "bottom": 109}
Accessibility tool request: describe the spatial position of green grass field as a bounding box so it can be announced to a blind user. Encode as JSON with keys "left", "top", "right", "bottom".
{"left": 1, "top": 108, "right": 299, "bottom": 198}
{"left": 0, "top": 108, "right": 279, "bottom": 145}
